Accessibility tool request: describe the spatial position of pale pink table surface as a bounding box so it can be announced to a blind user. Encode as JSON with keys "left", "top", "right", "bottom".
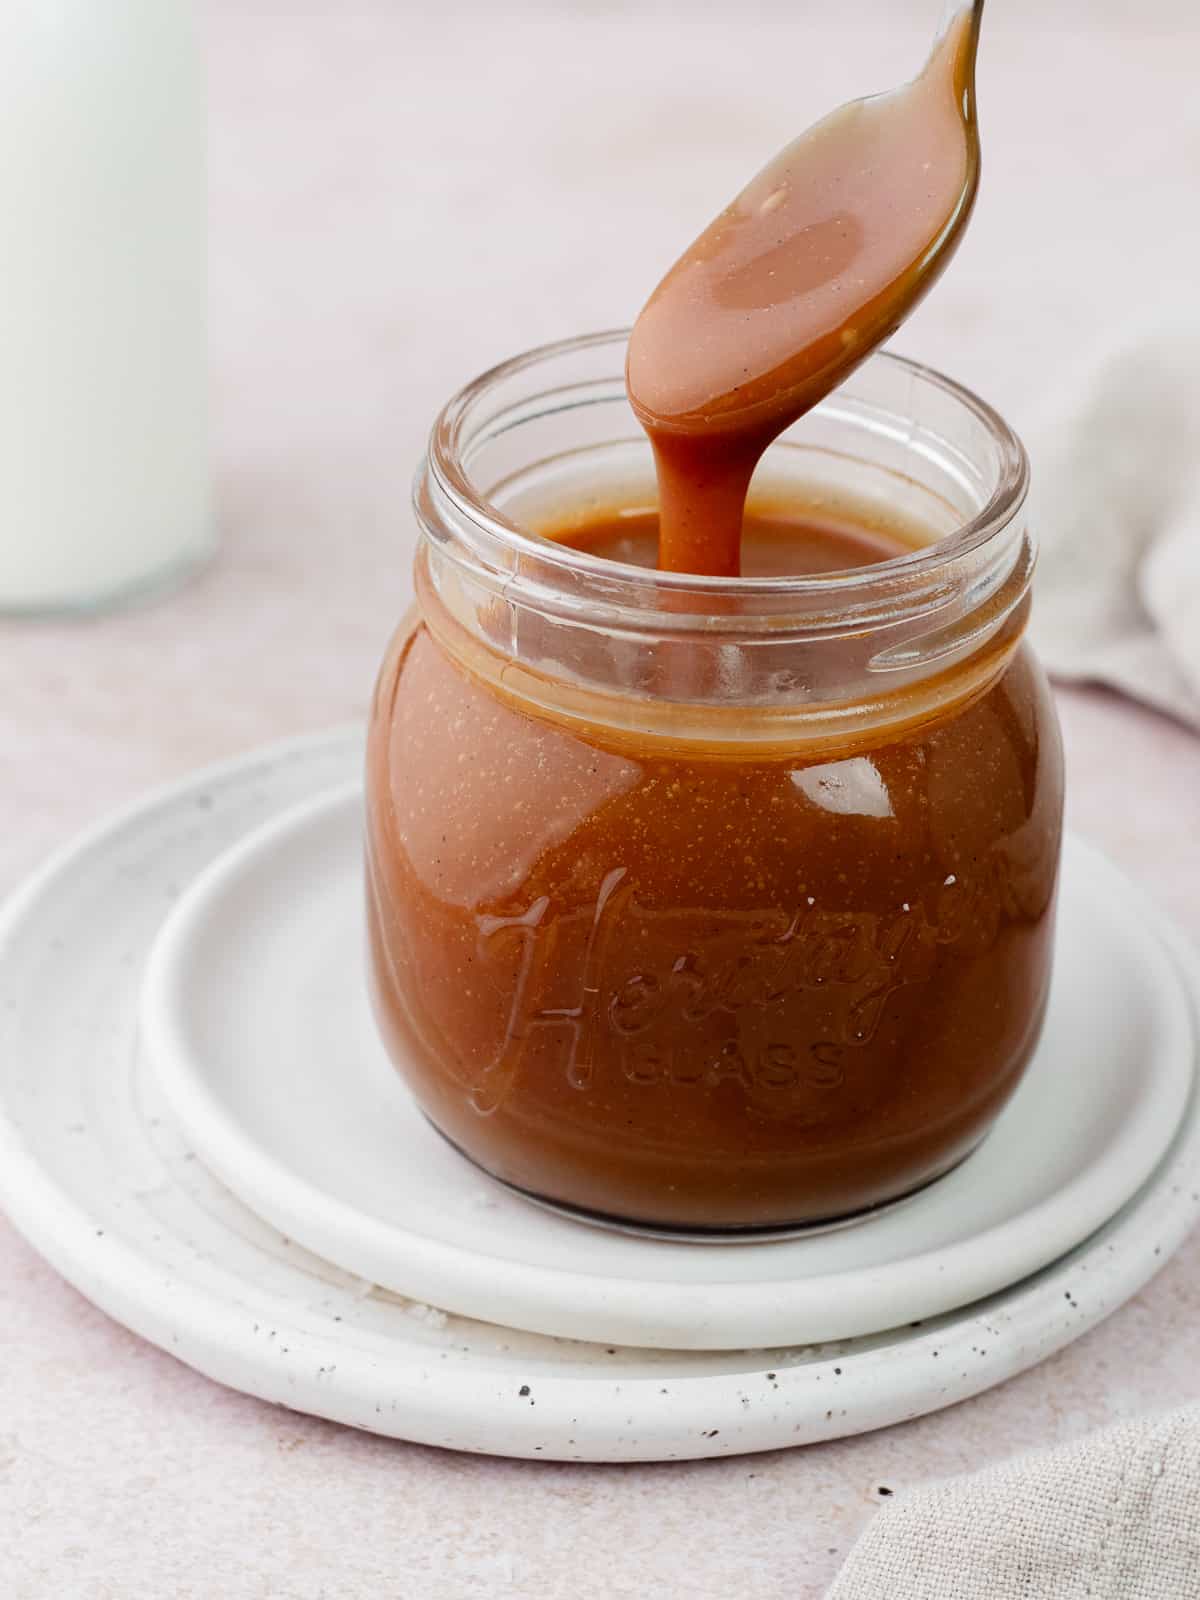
{"left": 3, "top": 3, "right": 1199, "bottom": 1595}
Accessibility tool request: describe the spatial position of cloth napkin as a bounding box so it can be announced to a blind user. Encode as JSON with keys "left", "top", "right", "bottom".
{"left": 828, "top": 1405, "right": 1200, "bottom": 1598}
{"left": 1026, "top": 318, "right": 1200, "bottom": 729}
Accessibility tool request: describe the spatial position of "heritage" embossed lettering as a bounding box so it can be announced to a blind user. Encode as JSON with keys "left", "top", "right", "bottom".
{"left": 469, "top": 848, "right": 1030, "bottom": 1112}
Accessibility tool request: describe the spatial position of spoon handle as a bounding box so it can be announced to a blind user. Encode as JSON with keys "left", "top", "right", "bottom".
{"left": 938, "top": 0, "right": 985, "bottom": 40}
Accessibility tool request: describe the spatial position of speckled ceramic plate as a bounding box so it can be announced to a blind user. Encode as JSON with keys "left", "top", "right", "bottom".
{"left": 0, "top": 729, "right": 1197, "bottom": 1462}
{"left": 141, "top": 783, "right": 1193, "bottom": 1351}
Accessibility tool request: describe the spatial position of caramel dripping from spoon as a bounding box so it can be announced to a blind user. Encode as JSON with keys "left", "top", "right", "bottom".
{"left": 626, "top": 3, "right": 985, "bottom": 577}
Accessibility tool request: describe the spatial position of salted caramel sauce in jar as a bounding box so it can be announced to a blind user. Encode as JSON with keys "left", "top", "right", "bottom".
{"left": 366, "top": 332, "right": 1064, "bottom": 1236}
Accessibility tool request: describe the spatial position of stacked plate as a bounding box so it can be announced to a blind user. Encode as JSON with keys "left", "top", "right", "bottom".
{"left": 0, "top": 728, "right": 1196, "bottom": 1462}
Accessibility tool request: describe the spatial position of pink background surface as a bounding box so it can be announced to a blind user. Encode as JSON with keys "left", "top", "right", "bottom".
{"left": 2, "top": 3, "right": 1198, "bottom": 1594}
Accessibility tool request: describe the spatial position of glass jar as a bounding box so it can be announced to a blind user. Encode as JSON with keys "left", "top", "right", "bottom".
{"left": 365, "top": 332, "right": 1064, "bottom": 1237}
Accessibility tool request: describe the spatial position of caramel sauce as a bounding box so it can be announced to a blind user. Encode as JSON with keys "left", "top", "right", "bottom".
{"left": 366, "top": 505, "right": 1063, "bottom": 1230}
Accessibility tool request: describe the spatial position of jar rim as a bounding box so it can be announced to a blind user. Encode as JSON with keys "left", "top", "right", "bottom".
{"left": 426, "top": 329, "right": 1029, "bottom": 601}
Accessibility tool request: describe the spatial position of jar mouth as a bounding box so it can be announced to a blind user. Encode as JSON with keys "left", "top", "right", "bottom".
{"left": 427, "top": 329, "right": 1029, "bottom": 600}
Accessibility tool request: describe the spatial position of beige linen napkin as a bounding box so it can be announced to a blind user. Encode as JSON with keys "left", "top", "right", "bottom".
{"left": 1027, "top": 319, "right": 1200, "bottom": 729}
{"left": 829, "top": 329, "right": 1200, "bottom": 1581}
{"left": 828, "top": 1405, "right": 1200, "bottom": 1598}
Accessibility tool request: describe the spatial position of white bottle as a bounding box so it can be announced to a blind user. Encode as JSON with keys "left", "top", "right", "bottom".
{"left": 0, "top": 0, "right": 209, "bottom": 612}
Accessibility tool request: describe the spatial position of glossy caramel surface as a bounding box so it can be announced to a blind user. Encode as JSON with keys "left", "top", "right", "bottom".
{"left": 554, "top": 502, "right": 920, "bottom": 574}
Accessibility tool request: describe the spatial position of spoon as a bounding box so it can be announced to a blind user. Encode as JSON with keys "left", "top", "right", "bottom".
{"left": 627, "top": 1, "right": 986, "bottom": 575}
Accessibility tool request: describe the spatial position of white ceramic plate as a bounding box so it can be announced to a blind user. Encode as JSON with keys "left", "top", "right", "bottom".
{"left": 140, "top": 783, "right": 1194, "bottom": 1351}
{"left": 1, "top": 729, "right": 1198, "bottom": 1462}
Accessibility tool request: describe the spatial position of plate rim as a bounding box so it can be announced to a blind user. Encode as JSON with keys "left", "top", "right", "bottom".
{"left": 139, "top": 779, "right": 1195, "bottom": 1350}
